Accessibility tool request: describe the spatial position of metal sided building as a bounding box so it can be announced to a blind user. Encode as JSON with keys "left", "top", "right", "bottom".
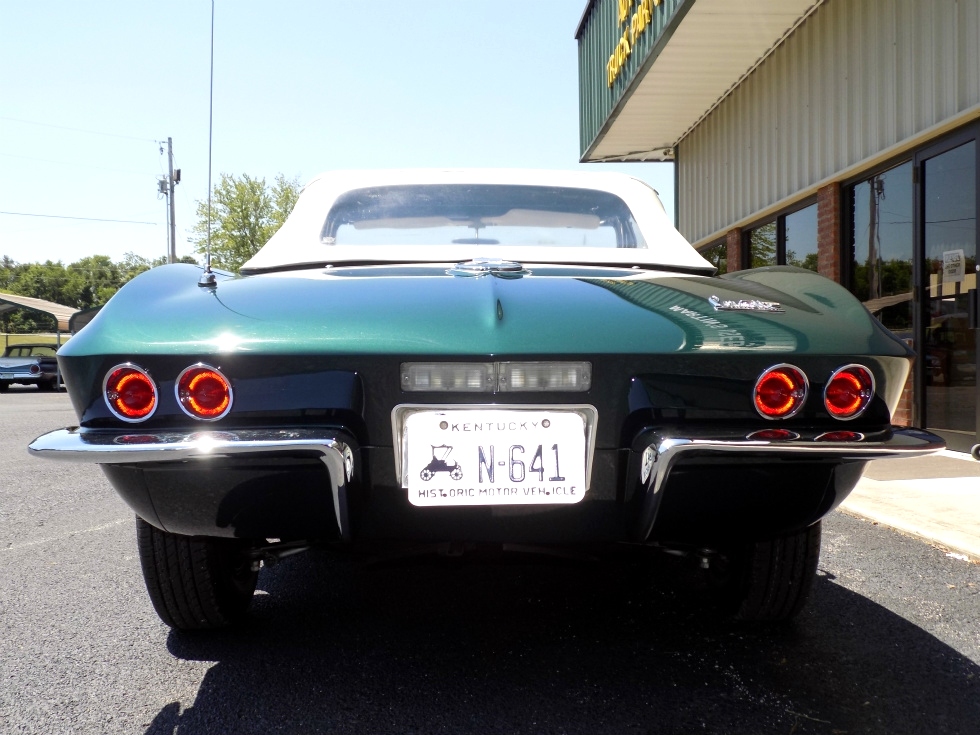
{"left": 577, "top": 0, "right": 980, "bottom": 453}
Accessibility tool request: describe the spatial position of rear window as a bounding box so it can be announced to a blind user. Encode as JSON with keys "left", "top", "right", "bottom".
{"left": 320, "top": 184, "right": 645, "bottom": 248}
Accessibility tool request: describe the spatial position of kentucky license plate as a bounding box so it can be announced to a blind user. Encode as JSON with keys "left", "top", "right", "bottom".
{"left": 402, "top": 409, "right": 589, "bottom": 507}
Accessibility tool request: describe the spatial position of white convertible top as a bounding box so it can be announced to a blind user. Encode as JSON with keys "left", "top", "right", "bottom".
{"left": 241, "top": 169, "right": 713, "bottom": 273}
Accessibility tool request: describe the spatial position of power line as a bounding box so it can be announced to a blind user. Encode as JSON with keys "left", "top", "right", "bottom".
{"left": 0, "top": 116, "right": 157, "bottom": 143}
{"left": 0, "top": 211, "right": 157, "bottom": 225}
{"left": 0, "top": 151, "right": 160, "bottom": 178}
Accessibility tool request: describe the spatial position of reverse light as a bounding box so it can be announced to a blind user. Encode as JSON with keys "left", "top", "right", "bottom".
{"left": 754, "top": 364, "right": 808, "bottom": 419}
{"left": 497, "top": 362, "right": 591, "bottom": 392}
{"left": 401, "top": 363, "right": 496, "bottom": 392}
{"left": 176, "top": 364, "right": 233, "bottom": 420}
{"left": 104, "top": 364, "right": 157, "bottom": 422}
{"left": 824, "top": 365, "right": 875, "bottom": 420}
{"left": 400, "top": 362, "right": 592, "bottom": 393}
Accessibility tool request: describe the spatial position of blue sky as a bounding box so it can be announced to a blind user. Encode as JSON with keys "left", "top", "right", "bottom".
{"left": 0, "top": 1, "right": 674, "bottom": 266}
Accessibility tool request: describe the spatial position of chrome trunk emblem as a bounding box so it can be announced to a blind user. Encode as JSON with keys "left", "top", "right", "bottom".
{"left": 708, "top": 294, "right": 784, "bottom": 313}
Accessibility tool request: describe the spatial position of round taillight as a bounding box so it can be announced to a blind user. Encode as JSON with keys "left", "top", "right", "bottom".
{"left": 176, "top": 364, "right": 232, "bottom": 420}
{"left": 824, "top": 365, "right": 875, "bottom": 420}
{"left": 104, "top": 365, "right": 157, "bottom": 422}
{"left": 754, "top": 364, "right": 808, "bottom": 419}
{"left": 29, "top": 364, "right": 41, "bottom": 375}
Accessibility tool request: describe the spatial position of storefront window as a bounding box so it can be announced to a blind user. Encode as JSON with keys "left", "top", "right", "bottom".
{"left": 700, "top": 242, "right": 727, "bottom": 274}
{"left": 784, "top": 204, "right": 818, "bottom": 270}
{"left": 922, "top": 140, "right": 976, "bottom": 442}
{"left": 846, "top": 161, "right": 914, "bottom": 334}
{"left": 748, "top": 223, "right": 777, "bottom": 267}
{"left": 744, "top": 203, "right": 817, "bottom": 271}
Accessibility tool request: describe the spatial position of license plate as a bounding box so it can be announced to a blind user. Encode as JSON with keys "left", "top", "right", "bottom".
{"left": 401, "top": 408, "right": 591, "bottom": 507}
{"left": 0, "top": 373, "right": 12, "bottom": 380}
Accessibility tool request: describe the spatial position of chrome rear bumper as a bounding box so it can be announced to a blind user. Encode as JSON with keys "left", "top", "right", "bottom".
{"left": 29, "top": 427, "right": 357, "bottom": 540}
{"left": 29, "top": 424, "right": 945, "bottom": 544}
{"left": 634, "top": 426, "right": 946, "bottom": 540}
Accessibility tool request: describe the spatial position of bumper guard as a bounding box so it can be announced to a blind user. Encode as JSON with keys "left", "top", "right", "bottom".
{"left": 635, "top": 426, "right": 946, "bottom": 541}
{"left": 29, "top": 427, "right": 357, "bottom": 540}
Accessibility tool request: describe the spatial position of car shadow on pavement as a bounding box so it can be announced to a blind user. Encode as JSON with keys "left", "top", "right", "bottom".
{"left": 144, "top": 545, "right": 979, "bottom": 735}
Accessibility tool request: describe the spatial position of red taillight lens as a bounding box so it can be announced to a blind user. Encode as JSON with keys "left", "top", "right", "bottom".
{"left": 824, "top": 365, "right": 875, "bottom": 420}
{"left": 754, "top": 364, "right": 808, "bottom": 419}
{"left": 104, "top": 365, "right": 157, "bottom": 421}
{"left": 815, "top": 430, "right": 865, "bottom": 442}
{"left": 176, "top": 365, "right": 232, "bottom": 420}
{"left": 29, "top": 364, "right": 41, "bottom": 375}
{"left": 747, "top": 428, "right": 801, "bottom": 441}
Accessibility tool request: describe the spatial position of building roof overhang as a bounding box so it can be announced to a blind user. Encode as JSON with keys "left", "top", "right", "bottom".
{"left": 578, "top": 0, "right": 822, "bottom": 162}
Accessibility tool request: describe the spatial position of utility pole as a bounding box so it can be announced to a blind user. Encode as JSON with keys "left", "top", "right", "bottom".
{"left": 158, "top": 138, "right": 181, "bottom": 263}
{"left": 167, "top": 138, "right": 177, "bottom": 264}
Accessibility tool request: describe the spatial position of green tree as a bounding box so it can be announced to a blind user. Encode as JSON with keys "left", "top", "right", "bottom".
{"left": 70, "top": 255, "right": 122, "bottom": 307}
{"left": 701, "top": 242, "right": 727, "bottom": 274}
{"left": 788, "top": 251, "right": 820, "bottom": 272}
{"left": 192, "top": 173, "right": 301, "bottom": 272}
{"left": 0, "top": 251, "right": 198, "bottom": 333}
{"left": 270, "top": 175, "right": 301, "bottom": 231}
{"left": 749, "top": 222, "right": 777, "bottom": 268}
{"left": 12, "top": 261, "right": 86, "bottom": 307}
{"left": 119, "top": 251, "right": 196, "bottom": 281}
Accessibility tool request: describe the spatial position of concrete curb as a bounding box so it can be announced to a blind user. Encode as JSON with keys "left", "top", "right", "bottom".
{"left": 839, "top": 451, "right": 980, "bottom": 563}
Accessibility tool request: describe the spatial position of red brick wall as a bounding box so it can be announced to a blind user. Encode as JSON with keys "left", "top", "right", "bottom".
{"left": 725, "top": 228, "right": 744, "bottom": 272}
{"left": 817, "top": 183, "right": 841, "bottom": 282}
{"left": 893, "top": 373, "right": 913, "bottom": 427}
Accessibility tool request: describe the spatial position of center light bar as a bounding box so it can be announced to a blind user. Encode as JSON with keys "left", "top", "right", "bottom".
{"left": 401, "top": 361, "right": 592, "bottom": 393}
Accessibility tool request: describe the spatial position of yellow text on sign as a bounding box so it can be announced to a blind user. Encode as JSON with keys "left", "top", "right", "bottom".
{"left": 608, "top": 0, "right": 659, "bottom": 87}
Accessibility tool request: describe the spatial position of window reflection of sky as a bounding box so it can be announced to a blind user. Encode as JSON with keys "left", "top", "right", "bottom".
{"left": 924, "top": 142, "right": 976, "bottom": 262}
{"left": 785, "top": 204, "right": 818, "bottom": 268}
{"left": 848, "top": 161, "right": 915, "bottom": 332}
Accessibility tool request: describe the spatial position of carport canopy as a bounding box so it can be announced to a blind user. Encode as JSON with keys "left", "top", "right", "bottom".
{"left": 0, "top": 292, "right": 78, "bottom": 332}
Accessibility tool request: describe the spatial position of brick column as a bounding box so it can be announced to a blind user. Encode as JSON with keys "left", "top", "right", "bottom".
{"left": 817, "top": 183, "right": 842, "bottom": 283}
{"left": 725, "top": 228, "right": 744, "bottom": 272}
{"left": 893, "top": 377, "right": 913, "bottom": 427}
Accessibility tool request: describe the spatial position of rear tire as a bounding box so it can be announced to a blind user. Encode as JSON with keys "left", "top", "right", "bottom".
{"left": 135, "top": 517, "right": 258, "bottom": 630}
{"left": 714, "top": 522, "right": 822, "bottom": 622}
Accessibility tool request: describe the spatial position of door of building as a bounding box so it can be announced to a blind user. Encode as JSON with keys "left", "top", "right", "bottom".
{"left": 916, "top": 133, "right": 978, "bottom": 453}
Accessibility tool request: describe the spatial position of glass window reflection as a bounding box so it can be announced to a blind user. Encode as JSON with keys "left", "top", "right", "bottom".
{"left": 701, "top": 242, "right": 727, "bottom": 274}
{"left": 749, "top": 222, "right": 777, "bottom": 267}
{"left": 785, "top": 204, "right": 818, "bottom": 271}
{"left": 847, "top": 161, "right": 914, "bottom": 334}
{"left": 923, "top": 140, "right": 976, "bottom": 438}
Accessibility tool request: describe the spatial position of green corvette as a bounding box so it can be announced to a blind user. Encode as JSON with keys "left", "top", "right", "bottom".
{"left": 29, "top": 169, "right": 943, "bottom": 629}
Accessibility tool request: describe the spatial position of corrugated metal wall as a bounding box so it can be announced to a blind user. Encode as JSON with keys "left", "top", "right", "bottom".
{"left": 679, "top": 0, "right": 980, "bottom": 245}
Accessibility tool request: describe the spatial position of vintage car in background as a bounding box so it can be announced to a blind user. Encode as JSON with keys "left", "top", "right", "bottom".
{"left": 1, "top": 342, "right": 60, "bottom": 391}
{"left": 29, "top": 169, "right": 944, "bottom": 630}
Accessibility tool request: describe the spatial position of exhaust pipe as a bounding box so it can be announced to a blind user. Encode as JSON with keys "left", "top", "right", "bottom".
{"left": 972, "top": 444, "right": 980, "bottom": 462}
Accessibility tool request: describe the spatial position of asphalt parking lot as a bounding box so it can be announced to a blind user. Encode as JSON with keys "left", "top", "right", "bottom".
{"left": 2, "top": 388, "right": 978, "bottom": 735}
